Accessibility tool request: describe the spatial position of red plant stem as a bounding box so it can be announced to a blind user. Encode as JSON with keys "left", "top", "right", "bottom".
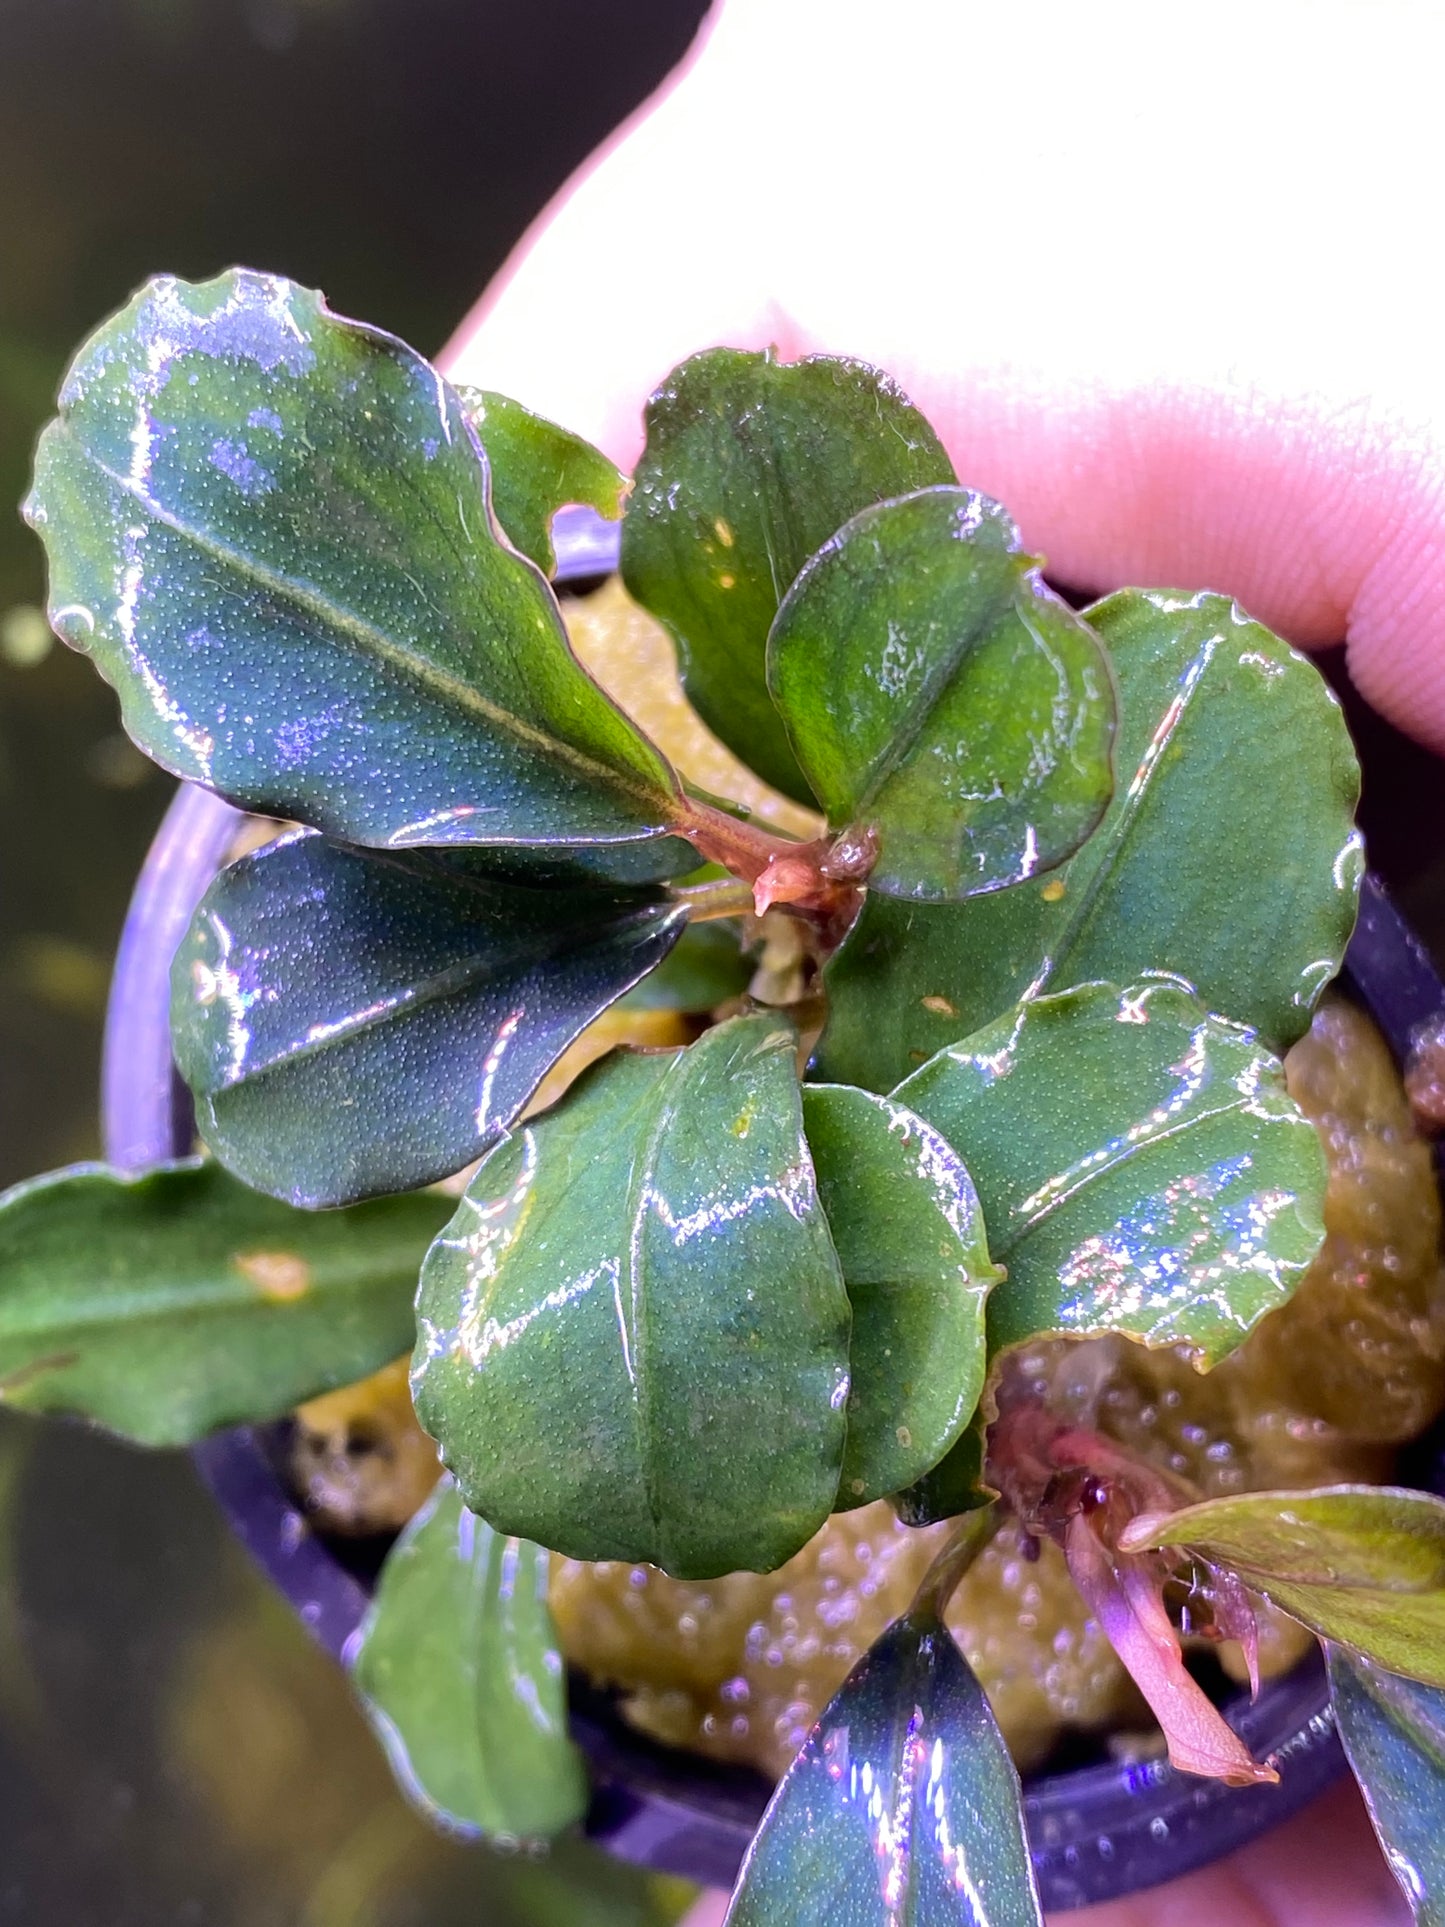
{"left": 1064, "top": 1513, "right": 1278, "bottom": 1788}
{"left": 673, "top": 794, "right": 801, "bottom": 888}
{"left": 674, "top": 793, "right": 878, "bottom": 940}
{"left": 990, "top": 1398, "right": 1273, "bottom": 1777}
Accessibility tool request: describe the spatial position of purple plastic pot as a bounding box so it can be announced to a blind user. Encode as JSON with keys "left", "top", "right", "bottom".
{"left": 101, "top": 511, "right": 1445, "bottom": 1910}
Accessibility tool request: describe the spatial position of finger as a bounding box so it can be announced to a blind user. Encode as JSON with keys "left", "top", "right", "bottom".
{"left": 444, "top": 0, "right": 1445, "bottom": 753}
{"left": 1065, "top": 1778, "right": 1409, "bottom": 1927}
{"left": 679, "top": 1892, "right": 728, "bottom": 1927}
{"left": 674, "top": 1778, "right": 1405, "bottom": 1927}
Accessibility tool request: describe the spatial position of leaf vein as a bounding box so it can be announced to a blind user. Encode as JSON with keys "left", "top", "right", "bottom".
{"left": 993, "top": 1091, "right": 1259, "bottom": 1255}
{"left": 1038, "top": 638, "right": 1215, "bottom": 992}
{"left": 61, "top": 424, "right": 673, "bottom": 817}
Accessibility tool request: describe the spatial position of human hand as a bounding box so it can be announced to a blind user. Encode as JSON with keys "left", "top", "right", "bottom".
{"left": 444, "top": 0, "right": 1445, "bottom": 758}
{"left": 442, "top": 4, "right": 1439, "bottom": 1918}
{"left": 670, "top": 1779, "right": 1406, "bottom": 1927}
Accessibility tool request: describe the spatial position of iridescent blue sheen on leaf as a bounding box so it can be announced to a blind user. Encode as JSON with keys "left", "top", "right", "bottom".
{"left": 25, "top": 270, "right": 680, "bottom": 852}
{"left": 895, "top": 980, "right": 1327, "bottom": 1364}
{"left": 171, "top": 829, "right": 686, "bottom": 1207}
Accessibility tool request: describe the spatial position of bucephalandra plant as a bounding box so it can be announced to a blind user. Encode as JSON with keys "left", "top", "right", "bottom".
{"left": 7, "top": 265, "right": 1445, "bottom": 1923}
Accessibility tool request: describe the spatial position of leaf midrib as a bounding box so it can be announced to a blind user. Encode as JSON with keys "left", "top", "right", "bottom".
{"left": 464, "top": 1513, "right": 502, "bottom": 1820}
{"left": 991, "top": 1087, "right": 1261, "bottom": 1257}
{"left": 845, "top": 561, "right": 1023, "bottom": 824}
{"left": 621, "top": 1050, "right": 689, "bottom": 1567}
{"left": 63, "top": 423, "right": 675, "bottom": 819}
{"left": 1035, "top": 635, "right": 1216, "bottom": 995}
{"left": 0, "top": 1256, "right": 404, "bottom": 1345}
{"left": 210, "top": 900, "right": 679, "bottom": 1088}
{"left": 885, "top": 1624, "right": 934, "bottom": 1927}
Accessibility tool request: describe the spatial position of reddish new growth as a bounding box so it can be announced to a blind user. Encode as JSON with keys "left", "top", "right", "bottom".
{"left": 678, "top": 797, "right": 879, "bottom": 952}
{"left": 988, "top": 1400, "right": 1279, "bottom": 1789}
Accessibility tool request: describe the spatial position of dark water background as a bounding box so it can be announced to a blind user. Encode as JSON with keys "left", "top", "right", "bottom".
{"left": 0, "top": 4, "right": 705, "bottom": 1920}
{"left": 0, "top": 3, "right": 1442, "bottom": 1922}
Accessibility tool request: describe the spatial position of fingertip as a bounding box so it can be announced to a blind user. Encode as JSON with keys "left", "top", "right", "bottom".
{"left": 679, "top": 1890, "right": 729, "bottom": 1927}
{"left": 1347, "top": 503, "right": 1445, "bottom": 758}
{"left": 912, "top": 376, "right": 1445, "bottom": 757}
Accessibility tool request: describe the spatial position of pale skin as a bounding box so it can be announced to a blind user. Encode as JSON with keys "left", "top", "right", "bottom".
{"left": 442, "top": 2, "right": 1442, "bottom": 1917}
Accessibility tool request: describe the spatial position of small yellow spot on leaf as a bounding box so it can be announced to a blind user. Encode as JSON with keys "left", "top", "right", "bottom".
{"left": 1041, "top": 878, "right": 1067, "bottom": 902}
{"left": 895, "top": 1425, "right": 912, "bottom": 1449}
{"left": 713, "top": 518, "right": 735, "bottom": 548}
{"left": 921, "top": 994, "right": 956, "bottom": 1018}
{"left": 234, "top": 1250, "right": 311, "bottom": 1303}
{"left": 731, "top": 1099, "right": 757, "bottom": 1139}
{"left": 718, "top": 572, "right": 735, "bottom": 589}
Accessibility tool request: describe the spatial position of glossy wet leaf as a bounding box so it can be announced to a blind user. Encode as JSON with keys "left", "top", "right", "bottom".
{"left": 0, "top": 1159, "right": 448, "bottom": 1445}
{"left": 1121, "top": 1486, "right": 1445, "bottom": 1687}
{"left": 820, "top": 589, "right": 1362, "bottom": 1088}
{"left": 616, "top": 918, "right": 754, "bottom": 1012}
{"left": 425, "top": 832, "right": 699, "bottom": 890}
{"left": 414, "top": 1014, "right": 851, "bottom": 1579}
{"left": 1328, "top": 1648, "right": 1445, "bottom": 1924}
{"left": 770, "top": 489, "right": 1115, "bottom": 902}
{"left": 894, "top": 980, "right": 1327, "bottom": 1364}
{"left": 801, "top": 1084, "right": 999, "bottom": 1509}
{"left": 26, "top": 270, "right": 680, "bottom": 851}
{"left": 351, "top": 1475, "right": 587, "bottom": 1841}
{"left": 171, "top": 828, "right": 686, "bottom": 1208}
{"left": 621, "top": 348, "right": 955, "bottom": 804}
{"left": 455, "top": 385, "right": 624, "bottom": 576}
{"left": 891, "top": 1421, "right": 987, "bottom": 1529}
{"left": 726, "top": 1608, "right": 1043, "bottom": 1927}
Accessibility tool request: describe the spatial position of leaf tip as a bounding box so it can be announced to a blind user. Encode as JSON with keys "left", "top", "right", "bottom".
{"left": 1117, "top": 1511, "right": 1177, "bottom": 1554}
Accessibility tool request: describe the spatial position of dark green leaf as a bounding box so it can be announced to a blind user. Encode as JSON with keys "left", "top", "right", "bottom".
{"left": 422, "top": 835, "right": 700, "bottom": 890}
{"left": 891, "top": 1421, "right": 987, "bottom": 1528}
{"left": 621, "top": 348, "right": 955, "bottom": 804}
{"left": 820, "top": 588, "right": 1362, "bottom": 1088}
{"left": 770, "top": 488, "right": 1115, "bottom": 901}
{"left": 171, "top": 829, "right": 686, "bottom": 1208}
{"left": 617, "top": 918, "right": 754, "bottom": 1012}
{"left": 1122, "top": 1485, "right": 1445, "bottom": 1687}
{"left": 726, "top": 1608, "right": 1043, "bottom": 1927}
{"left": 0, "top": 1158, "right": 447, "bottom": 1445}
{"left": 413, "top": 1013, "right": 851, "bottom": 1579}
{"left": 1328, "top": 1647, "right": 1445, "bottom": 1924}
{"left": 351, "top": 1475, "right": 587, "bottom": 1841}
{"left": 25, "top": 270, "right": 679, "bottom": 850}
{"left": 895, "top": 980, "right": 1327, "bottom": 1364}
{"left": 801, "top": 1084, "right": 998, "bottom": 1509}
{"left": 455, "top": 385, "right": 625, "bottom": 576}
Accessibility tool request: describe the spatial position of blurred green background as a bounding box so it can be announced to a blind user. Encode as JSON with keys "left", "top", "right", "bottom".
{"left": 0, "top": 3, "right": 707, "bottom": 1920}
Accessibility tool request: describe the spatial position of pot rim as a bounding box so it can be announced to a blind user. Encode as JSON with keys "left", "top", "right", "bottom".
{"left": 100, "top": 507, "right": 1445, "bottom": 1909}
